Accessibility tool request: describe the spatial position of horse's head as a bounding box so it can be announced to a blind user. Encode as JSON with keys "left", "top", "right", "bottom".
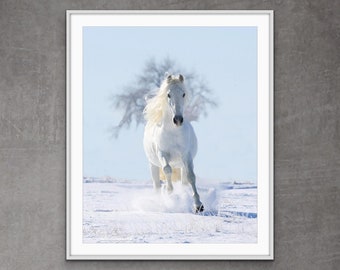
{"left": 165, "top": 74, "right": 186, "bottom": 127}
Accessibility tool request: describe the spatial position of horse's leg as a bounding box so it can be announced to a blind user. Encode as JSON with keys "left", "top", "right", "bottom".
{"left": 184, "top": 157, "right": 204, "bottom": 212}
{"left": 181, "top": 168, "right": 189, "bottom": 185}
{"left": 157, "top": 151, "right": 173, "bottom": 193}
{"left": 150, "top": 163, "right": 161, "bottom": 190}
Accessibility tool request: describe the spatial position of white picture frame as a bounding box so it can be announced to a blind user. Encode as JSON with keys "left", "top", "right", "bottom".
{"left": 66, "top": 10, "right": 273, "bottom": 260}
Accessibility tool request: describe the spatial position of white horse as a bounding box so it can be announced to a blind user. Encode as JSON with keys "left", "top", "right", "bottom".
{"left": 143, "top": 74, "right": 204, "bottom": 212}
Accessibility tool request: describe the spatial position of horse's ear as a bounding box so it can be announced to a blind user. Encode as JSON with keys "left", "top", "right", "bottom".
{"left": 166, "top": 74, "right": 172, "bottom": 83}
{"left": 179, "top": 74, "right": 184, "bottom": 82}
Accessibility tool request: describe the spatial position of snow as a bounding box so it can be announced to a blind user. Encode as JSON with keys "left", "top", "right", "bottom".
{"left": 83, "top": 180, "right": 257, "bottom": 244}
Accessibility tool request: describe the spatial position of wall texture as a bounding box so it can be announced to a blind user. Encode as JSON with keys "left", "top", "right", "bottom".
{"left": 0, "top": 0, "right": 339, "bottom": 269}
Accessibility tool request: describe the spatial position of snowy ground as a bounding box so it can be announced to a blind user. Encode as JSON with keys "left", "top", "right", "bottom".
{"left": 83, "top": 180, "right": 257, "bottom": 244}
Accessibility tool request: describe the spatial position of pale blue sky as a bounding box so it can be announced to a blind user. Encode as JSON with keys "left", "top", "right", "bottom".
{"left": 83, "top": 26, "right": 257, "bottom": 182}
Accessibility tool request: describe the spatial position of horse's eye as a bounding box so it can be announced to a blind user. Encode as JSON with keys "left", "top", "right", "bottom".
{"left": 183, "top": 93, "right": 186, "bottom": 98}
{"left": 167, "top": 94, "right": 171, "bottom": 98}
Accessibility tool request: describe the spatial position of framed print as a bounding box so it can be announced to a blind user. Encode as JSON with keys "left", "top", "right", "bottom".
{"left": 67, "top": 10, "right": 273, "bottom": 260}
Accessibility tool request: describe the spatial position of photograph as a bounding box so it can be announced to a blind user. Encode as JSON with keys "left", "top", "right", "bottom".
{"left": 67, "top": 11, "right": 273, "bottom": 259}
{"left": 83, "top": 25, "right": 258, "bottom": 244}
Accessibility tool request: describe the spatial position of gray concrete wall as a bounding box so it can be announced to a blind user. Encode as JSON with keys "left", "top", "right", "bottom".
{"left": 0, "top": 0, "right": 339, "bottom": 269}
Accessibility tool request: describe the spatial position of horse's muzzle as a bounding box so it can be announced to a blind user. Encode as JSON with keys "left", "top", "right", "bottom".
{"left": 173, "top": 115, "right": 184, "bottom": 126}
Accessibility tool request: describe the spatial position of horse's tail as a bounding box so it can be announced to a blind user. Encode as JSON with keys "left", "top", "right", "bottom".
{"left": 159, "top": 168, "right": 181, "bottom": 182}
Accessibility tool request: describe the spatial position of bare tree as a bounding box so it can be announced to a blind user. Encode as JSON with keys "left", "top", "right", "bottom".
{"left": 111, "top": 58, "right": 217, "bottom": 137}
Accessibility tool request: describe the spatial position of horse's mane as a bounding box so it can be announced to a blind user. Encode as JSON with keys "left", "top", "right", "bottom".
{"left": 143, "top": 75, "right": 184, "bottom": 126}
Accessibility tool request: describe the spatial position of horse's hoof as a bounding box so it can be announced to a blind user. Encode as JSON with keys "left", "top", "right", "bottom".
{"left": 165, "top": 184, "right": 173, "bottom": 194}
{"left": 195, "top": 204, "right": 204, "bottom": 213}
{"left": 154, "top": 187, "right": 161, "bottom": 193}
